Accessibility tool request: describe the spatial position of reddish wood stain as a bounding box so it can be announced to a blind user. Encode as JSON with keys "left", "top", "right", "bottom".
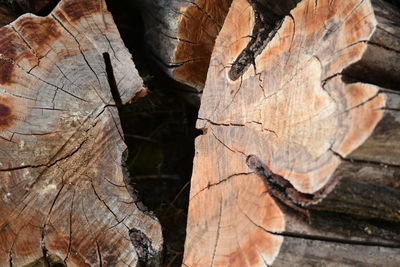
{"left": 0, "top": 97, "right": 16, "bottom": 130}
{"left": 61, "top": 0, "right": 101, "bottom": 22}
{"left": 173, "top": 0, "right": 233, "bottom": 89}
{"left": 0, "top": 59, "right": 14, "bottom": 85}
{"left": 15, "top": 17, "right": 62, "bottom": 56}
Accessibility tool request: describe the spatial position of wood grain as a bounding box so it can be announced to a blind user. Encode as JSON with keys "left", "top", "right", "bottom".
{"left": 0, "top": 0, "right": 162, "bottom": 265}
{"left": 136, "top": 0, "right": 232, "bottom": 105}
{"left": 184, "top": 0, "right": 400, "bottom": 265}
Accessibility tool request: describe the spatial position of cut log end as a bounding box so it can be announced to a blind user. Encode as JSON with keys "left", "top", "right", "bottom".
{"left": 0, "top": 0, "right": 162, "bottom": 266}
{"left": 173, "top": 0, "right": 233, "bottom": 89}
{"left": 185, "top": 0, "right": 400, "bottom": 265}
{"left": 137, "top": 0, "right": 233, "bottom": 104}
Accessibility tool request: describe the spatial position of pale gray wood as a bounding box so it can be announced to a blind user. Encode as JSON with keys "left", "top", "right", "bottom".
{"left": 0, "top": 0, "right": 162, "bottom": 265}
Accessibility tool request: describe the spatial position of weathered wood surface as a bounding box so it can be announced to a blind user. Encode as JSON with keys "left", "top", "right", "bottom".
{"left": 0, "top": 0, "right": 162, "bottom": 266}
{"left": 135, "top": 0, "right": 232, "bottom": 105}
{"left": 184, "top": 0, "right": 400, "bottom": 265}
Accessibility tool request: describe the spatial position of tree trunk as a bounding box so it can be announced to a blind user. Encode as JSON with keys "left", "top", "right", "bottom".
{"left": 184, "top": 0, "right": 400, "bottom": 266}
{"left": 135, "top": 0, "right": 233, "bottom": 105}
{"left": 0, "top": 0, "right": 162, "bottom": 266}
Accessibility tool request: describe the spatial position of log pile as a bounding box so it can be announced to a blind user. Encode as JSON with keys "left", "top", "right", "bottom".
{"left": 1, "top": 0, "right": 400, "bottom": 266}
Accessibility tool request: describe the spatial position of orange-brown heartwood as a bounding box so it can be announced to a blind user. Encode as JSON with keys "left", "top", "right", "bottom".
{"left": 184, "top": 0, "right": 400, "bottom": 266}
{"left": 136, "top": 0, "right": 233, "bottom": 105}
{"left": 1, "top": 0, "right": 400, "bottom": 266}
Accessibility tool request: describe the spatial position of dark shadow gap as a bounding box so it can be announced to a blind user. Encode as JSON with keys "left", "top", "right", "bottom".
{"left": 105, "top": 1, "right": 201, "bottom": 266}
{"left": 0, "top": 0, "right": 61, "bottom": 17}
{"left": 103, "top": 52, "right": 122, "bottom": 106}
{"left": 35, "top": 0, "right": 61, "bottom": 16}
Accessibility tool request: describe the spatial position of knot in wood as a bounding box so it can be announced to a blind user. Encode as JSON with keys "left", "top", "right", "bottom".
{"left": 246, "top": 154, "right": 263, "bottom": 171}
{"left": 0, "top": 103, "right": 10, "bottom": 116}
{"left": 0, "top": 98, "right": 15, "bottom": 130}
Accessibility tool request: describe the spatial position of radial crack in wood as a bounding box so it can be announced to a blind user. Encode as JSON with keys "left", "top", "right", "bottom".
{"left": 184, "top": 0, "right": 400, "bottom": 265}
{"left": 0, "top": 0, "right": 162, "bottom": 266}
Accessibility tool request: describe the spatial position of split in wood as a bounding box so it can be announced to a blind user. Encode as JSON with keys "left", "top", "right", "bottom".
{"left": 247, "top": 154, "right": 400, "bottom": 224}
{"left": 228, "top": 0, "right": 300, "bottom": 80}
{"left": 103, "top": 52, "right": 122, "bottom": 106}
{"left": 246, "top": 154, "right": 317, "bottom": 210}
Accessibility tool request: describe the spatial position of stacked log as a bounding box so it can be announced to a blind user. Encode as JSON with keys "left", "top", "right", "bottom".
{"left": 0, "top": 0, "right": 162, "bottom": 265}
{"left": 184, "top": 0, "right": 400, "bottom": 265}
{"left": 135, "top": 0, "right": 233, "bottom": 105}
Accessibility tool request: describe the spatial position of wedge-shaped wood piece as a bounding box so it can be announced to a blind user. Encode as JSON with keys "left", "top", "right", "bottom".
{"left": 136, "top": 0, "right": 233, "bottom": 105}
{"left": 184, "top": 0, "right": 400, "bottom": 265}
{"left": 0, "top": 0, "right": 162, "bottom": 265}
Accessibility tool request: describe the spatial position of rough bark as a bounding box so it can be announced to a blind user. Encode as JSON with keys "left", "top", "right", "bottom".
{"left": 184, "top": 0, "right": 400, "bottom": 266}
{"left": 135, "top": 0, "right": 233, "bottom": 105}
{"left": 0, "top": 0, "right": 162, "bottom": 266}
